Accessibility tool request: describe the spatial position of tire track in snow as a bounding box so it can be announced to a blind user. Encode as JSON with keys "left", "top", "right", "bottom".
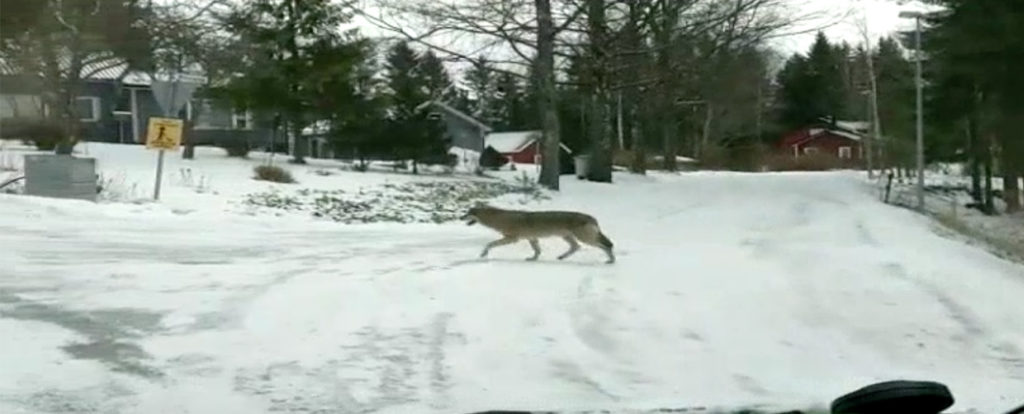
{"left": 882, "top": 262, "right": 1024, "bottom": 379}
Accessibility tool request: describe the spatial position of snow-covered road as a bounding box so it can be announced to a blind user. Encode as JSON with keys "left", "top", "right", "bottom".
{"left": 2, "top": 172, "right": 1023, "bottom": 413}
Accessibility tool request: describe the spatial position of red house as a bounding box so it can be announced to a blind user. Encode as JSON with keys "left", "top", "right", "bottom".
{"left": 779, "top": 123, "right": 864, "bottom": 161}
{"left": 485, "top": 130, "right": 573, "bottom": 164}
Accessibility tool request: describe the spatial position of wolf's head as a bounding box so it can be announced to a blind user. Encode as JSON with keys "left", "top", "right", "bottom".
{"left": 460, "top": 206, "right": 483, "bottom": 225}
{"left": 460, "top": 202, "right": 494, "bottom": 226}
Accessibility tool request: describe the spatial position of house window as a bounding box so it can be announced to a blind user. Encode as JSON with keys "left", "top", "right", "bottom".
{"left": 75, "top": 96, "right": 101, "bottom": 122}
{"left": 803, "top": 147, "right": 819, "bottom": 155}
{"left": 839, "top": 146, "right": 853, "bottom": 159}
{"left": 0, "top": 94, "right": 45, "bottom": 118}
{"left": 192, "top": 100, "right": 215, "bottom": 128}
{"left": 232, "top": 110, "right": 251, "bottom": 130}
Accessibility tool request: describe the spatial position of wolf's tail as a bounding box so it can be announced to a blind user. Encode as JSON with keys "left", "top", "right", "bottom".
{"left": 597, "top": 231, "right": 614, "bottom": 249}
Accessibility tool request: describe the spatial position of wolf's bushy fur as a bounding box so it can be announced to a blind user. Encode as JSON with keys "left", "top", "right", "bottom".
{"left": 462, "top": 205, "right": 615, "bottom": 264}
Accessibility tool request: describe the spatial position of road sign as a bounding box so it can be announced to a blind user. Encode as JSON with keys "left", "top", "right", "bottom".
{"left": 151, "top": 79, "right": 201, "bottom": 116}
{"left": 146, "top": 117, "right": 183, "bottom": 150}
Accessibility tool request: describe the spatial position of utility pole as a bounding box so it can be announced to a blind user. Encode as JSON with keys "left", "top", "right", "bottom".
{"left": 900, "top": 11, "right": 926, "bottom": 211}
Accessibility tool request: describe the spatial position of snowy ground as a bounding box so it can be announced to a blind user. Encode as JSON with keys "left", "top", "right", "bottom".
{"left": 2, "top": 143, "right": 1024, "bottom": 413}
{"left": 879, "top": 167, "right": 1024, "bottom": 262}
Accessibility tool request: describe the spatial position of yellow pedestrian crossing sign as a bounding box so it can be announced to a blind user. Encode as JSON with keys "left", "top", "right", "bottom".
{"left": 146, "top": 117, "right": 183, "bottom": 150}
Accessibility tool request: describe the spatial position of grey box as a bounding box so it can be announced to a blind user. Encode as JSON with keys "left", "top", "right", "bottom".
{"left": 24, "top": 155, "right": 98, "bottom": 202}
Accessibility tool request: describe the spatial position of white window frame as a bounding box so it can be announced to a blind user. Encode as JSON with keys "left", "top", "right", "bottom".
{"left": 191, "top": 99, "right": 216, "bottom": 129}
{"left": 76, "top": 96, "right": 101, "bottom": 122}
{"left": 232, "top": 109, "right": 252, "bottom": 130}
{"left": 838, "top": 146, "right": 853, "bottom": 159}
{"left": 803, "top": 147, "right": 819, "bottom": 155}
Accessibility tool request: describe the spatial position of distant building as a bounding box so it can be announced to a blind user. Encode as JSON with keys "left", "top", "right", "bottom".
{"left": 778, "top": 120, "right": 866, "bottom": 161}
{"left": 484, "top": 130, "right": 573, "bottom": 164}
{"left": 0, "top": 57, "right": 271, "bottom": 148}
{"left": 416, "top": 99, "right": 492, "bottom": 172}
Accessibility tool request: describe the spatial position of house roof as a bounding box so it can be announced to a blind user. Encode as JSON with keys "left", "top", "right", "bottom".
{"left": 415, "top": 99, "right": 493, "bottom": 133}
{"left": 486, "top": 131, "right": 541, "bottom": 153}
{"left": 828, "top": 129, "right": 862, "bottom": 142}
{"left": 0, "top": 54, "right": 128, "bottom": 80}
{"left": 485, "top": 130, "right": 574, "bottom": 154}
{"left": 789, "top": 128, "right": 862, "bottom": 148}
{"left": 835, "top": 120, "right": 870, "bottom": 133}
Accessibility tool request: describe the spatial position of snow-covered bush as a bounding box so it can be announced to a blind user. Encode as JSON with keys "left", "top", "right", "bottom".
{"left": 242, "top": 180, "right": 548, "bottom": 224}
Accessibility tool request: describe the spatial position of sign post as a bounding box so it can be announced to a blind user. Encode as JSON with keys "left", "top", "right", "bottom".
{"left": 146, "top": 71, "right": 203, "bottom": 201}
{"left": 146, "top": 117, "right": 183, "bottom": 200}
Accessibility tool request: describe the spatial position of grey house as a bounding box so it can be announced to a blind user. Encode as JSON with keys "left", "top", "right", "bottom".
{"left": 0, "top": 58, "right": 270, "bottom": 147}
{"left": 416, "top": 99, "right": 492, "bottom": 171}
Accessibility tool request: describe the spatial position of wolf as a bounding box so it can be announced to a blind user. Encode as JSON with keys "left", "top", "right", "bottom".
{"left": 461, "top": 205, "right": 615, "bottom": 264}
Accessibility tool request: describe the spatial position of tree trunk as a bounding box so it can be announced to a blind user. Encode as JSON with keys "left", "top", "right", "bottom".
{"left": 56, "top": 47, "right": 85, "bottom": 155}
{"left": 983, "top": 132, "right": 996, "bottom": 214}
{"left": 285, "top": 0, "right": 306, "bottom": 164}
{"left": 587, "top": 92, "right": 612, "bottom": 182}
{"left": 1002, "top": 136, "right": 1021, "bottom": 213}
{"left": 862, "top": 35, "right": 880, "bottom": 179}
{"left": 584, "top": 0, "right": 612, "bottom": 183}
{"left": 290, "top": 122, "right": 307, "bottom": 164}
{"left": 653, "top": 0, "right": 678, "bottom": 172}
{"left": 629, "top": 102, "right": 646, "bottom": 174}
{"left": 535, "top": 0, "right": 561, "bottom": 190}
{"left": 660, "top": 106, "right": 677, "bottom": 172}
{"left": 966, "top": 116, "right": 982, "bottom": 203}
{"left": 1004, "top": 171, "right": 1021, "bottom": 213}
{"left": 182, "top": 119, "right": 196, "bottom": 160}
{"left": 701, "top": 103, "right": 714, "bottom": 157}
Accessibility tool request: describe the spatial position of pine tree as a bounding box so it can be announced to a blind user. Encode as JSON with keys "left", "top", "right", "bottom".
{"left": 419, "top": 50, "right": 455, "bottom": 102}
{"left": 874, "top": 36, "right": 916, "bottom": 171}
{"left": 776, "top": 54, "right": 816, "bottom": 128}
{"left": 221, "top": 0, "right": 357, "bottom": 164}
{"left": 464, "top": 58, "right": 495, "bottom": 121}
{"left": 383, "top": 42, "right": 451, "bottom": 173}
{"left": 494, "top": 72, "right": 529, "bottom": 130}
{"left": 806, "top": 32, "right": 846, "bottom": 124}
{"left": 926, "top": 0, "right": 1024, "bottom": 212}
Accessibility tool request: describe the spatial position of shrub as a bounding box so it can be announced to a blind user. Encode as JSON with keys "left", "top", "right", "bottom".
{"left": 0, "top": 118, "right": 67, "bottom": 150}
{"left": 480, "top": 146, "right": 509, "bottom": 169}
{"left": 219, "top": 139, "right": 251, "bottom": 158}
{"left": 253, "top": 165, "right": 296, "bottom": 183}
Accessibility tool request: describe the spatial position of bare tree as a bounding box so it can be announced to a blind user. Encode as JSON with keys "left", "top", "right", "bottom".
{"left": 854, "top": 9, "right": 880, "bottom": 178}
{"left": 354, "top": 0, "right": 827, "bottom": 182}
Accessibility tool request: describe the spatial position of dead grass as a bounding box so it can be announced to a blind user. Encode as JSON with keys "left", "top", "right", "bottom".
{"left": 934, "top": 212, "right": 1024, "bottom": 264}
{"left": 761, "top": 153, "right": 854, "bottom": 172}
{"left": 253, "top": 165, "right": 296, "bottom": 184}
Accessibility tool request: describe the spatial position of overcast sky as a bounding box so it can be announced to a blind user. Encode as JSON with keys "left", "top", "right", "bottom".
{"left": 345, "top": 0, "right": 941, "bottom": 75}
{"left": 773, "top": 0, "right": 938, "bottom": 54}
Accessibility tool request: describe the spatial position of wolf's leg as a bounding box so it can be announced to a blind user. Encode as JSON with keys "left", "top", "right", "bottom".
{"left": 557, "top": 236, "right": 580, "bottom": 260}
{"left": 480, "top": 236, "right": 517, "bottom": 258}
{"left": 527, "top": 239, "right": 541, "bottom": 261}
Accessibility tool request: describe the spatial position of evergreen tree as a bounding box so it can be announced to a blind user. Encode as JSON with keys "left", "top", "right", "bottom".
{"left": 220, "top": 0, "right": 357, "bottom": 164}
{"left": 327, "top": 44, "right": 387, "bottom": 168}
{"left": 873, "top": 36, "right": 916, "bottom": 169}
{"left": 464, "top": 58, "right": 496, "bottom": 122}
{"left": 419, "top": 50, "right": 456, "bottom": 102}
{"left": 494, "top": 72, "right": 529, "bottom": 130}
{"left": 806, "top": 32, "right": 846, "bottom": 124}
{"left": 776, "top": 54, "right": 816, "bottom": 128}
{"left": 383, "top": 42, "right": 450, "bottom": 173}
{"left": 776, "top": 33, "right": 852, "bottom": 129}
{"left": 926, "top": 0, "right": 1024, "bottom": 212}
